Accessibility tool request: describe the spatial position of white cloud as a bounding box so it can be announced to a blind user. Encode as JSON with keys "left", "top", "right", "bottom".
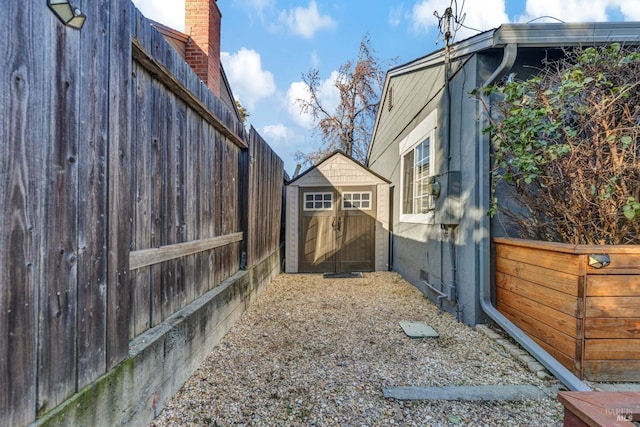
{"left": 522, "top": 0, "right": 611, "bottom": 22}
{"left": 262, "top": 124, "right": 295, "bottom": 142}
{"left": 221, "top": 48, "right": 276, "bottom": 110}
{"left": 278, "top": 0, "right": 337, "bottom": 38}
{"left": 411, "top": 0, "right": 509, "bottom": 41}
{"left": 286, "top": 81, "right": 315, "bottom": 128}
{"left": 285, "top": 71, "right": 341, "bottom": 129}
{"left": 310, "top": 50, "right": 320, "bottom": 68}
{"left": 520, "top": 0, "right": 640, "bottom": 22}
{"left": 132, "top": 0, "right": 185, "bottom": 31}
{"left": 617, "top": 1, "right": 640, "bottom": 20}
{"left": 389, "top": 4, "right": 404, "bottom": 27}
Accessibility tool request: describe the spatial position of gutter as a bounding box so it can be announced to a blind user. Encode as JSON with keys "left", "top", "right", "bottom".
{"left": 477, "top": 44, "right": 591, "bottom": 392}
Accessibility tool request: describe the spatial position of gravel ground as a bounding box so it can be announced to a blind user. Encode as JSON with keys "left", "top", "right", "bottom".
{"left": 151, "top": 272, "right": 564, "bottom": 426}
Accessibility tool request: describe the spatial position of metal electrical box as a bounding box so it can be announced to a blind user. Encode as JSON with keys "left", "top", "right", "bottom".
{"left": 435, "top": 171, "right": 461, "bottom": 225}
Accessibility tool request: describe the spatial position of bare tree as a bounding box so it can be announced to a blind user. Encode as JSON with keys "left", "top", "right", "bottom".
{"left": 295, "top": 34, "right": 388, "bottom": 165}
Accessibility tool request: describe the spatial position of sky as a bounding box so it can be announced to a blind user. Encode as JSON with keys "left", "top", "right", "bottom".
{"left": 132, "top": 0, "right": 640, "bottom": 174}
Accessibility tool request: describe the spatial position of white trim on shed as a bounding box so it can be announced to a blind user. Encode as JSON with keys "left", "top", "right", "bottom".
{"left": 285, "top": 152, "right": 390, "bottom": 273}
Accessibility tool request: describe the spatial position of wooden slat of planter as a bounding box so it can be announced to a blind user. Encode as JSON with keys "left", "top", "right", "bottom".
{"left": 496, "top": 272, "right": 580, "bottom": 317}
{"left": 583, "top": 360, "right": 640, "bottom": 382}
{"left": 587, "top": 275, "right": 640, "bottom": 296}
{"left": 587, "top": 253, "right": 640, "bottom": 275}
{"left": 499, "top": 302, "right": 578, "bottom": 359}
{"left": 585, "top": 339, "right": 640, "bottom": 360}
{"left": 496, "top": 287, "right": 578, "bottom": 336}
{"left": 585, "top": 318, "right": 640, "bottom": 339}
{"left": 496, "top": 243, "right": 585, "bottom": 275}
{"left": 496, "top": 256, "right": 581, "bottom": 296}
{"left": 586, "top": 297, "right": 640, "bottom": 318}
{"left": 527, "top": 327, "right": 579, "bottom": 374}
{"left": 497, "top": 307, "right": 577, "bottom": 372}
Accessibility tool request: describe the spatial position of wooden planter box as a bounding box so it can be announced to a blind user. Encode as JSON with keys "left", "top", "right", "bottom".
{"left": 494, "top": 237, "right": 640, "bottom": 381}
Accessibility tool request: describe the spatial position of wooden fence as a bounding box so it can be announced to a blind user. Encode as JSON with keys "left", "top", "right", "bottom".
{"left": 0, "top": 2, "right": 283, "bottom": 426}
{"left": 241, "top": 127, "right": 285, "bottom": 268}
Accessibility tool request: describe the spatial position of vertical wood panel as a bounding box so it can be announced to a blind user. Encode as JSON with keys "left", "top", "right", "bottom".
{"left": 182, "top": 109, "right": 198, "bottom": 311}
{"left": 171, "top": 97, "right": 188, "bottom": 319}
{"left": 106, "top": 0, "right": 132, "bottom": 370}
{"left": 149, "top": 78, "right": 164, "bottom": 322}
{"left": 38, "top": 16, "right": 81, "bottom": 414}
{"left": 131, "top": 62, "right": 152, "bottom": 338}
{"left": 0, "top": 3, "right": 42, "bottom": 424}
{"left": 194, "top": 119, "right": 208, "bottom": 298}
{"left": 214, "top": 133, "right": 223, "bottom": 286}
{"left": 77, "top": 0, "right": 110, "bottom": 390}
{"left": 159, "top": 90, "right": 177, "bottom": 327}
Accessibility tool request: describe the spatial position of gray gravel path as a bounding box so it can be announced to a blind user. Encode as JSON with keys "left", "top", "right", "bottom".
{"left": 151, "top": 272, "right": 563, "bottom": 426}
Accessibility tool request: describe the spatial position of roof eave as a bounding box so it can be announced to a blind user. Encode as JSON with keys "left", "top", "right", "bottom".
{"left": 494, "top": 22, "right": 640, "bottom": 47}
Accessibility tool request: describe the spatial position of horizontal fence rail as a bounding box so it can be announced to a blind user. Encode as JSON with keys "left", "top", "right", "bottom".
{"left": 130, "top": 232, "right": 244, "bottom": 270}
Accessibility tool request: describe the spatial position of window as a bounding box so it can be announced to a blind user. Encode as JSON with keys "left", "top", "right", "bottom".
{"left": 399, "top": 110, "right": 437, "bottom": 223}
{"left": 303, "top": 192, "right": 333, "bottom": 211}
{"left": 342, "top": 192, "right": 372, "bottom": 210}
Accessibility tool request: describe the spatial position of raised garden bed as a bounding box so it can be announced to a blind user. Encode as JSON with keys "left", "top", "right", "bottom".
{"left": 494, "top": 237, "right": 640, "bottom": 381}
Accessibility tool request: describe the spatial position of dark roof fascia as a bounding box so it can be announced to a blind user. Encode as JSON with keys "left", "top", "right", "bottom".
{"left": 149, "top": 20, "right": 190, "bottom": 43}
{"left": 287, "top": 151, "right": 391, "bottom": 185}
{"left": 388, "top": 22, "right": 640, "bottom": 79}
{"left": 494, "top": 22, "right": 640, "bottom": 47}
{"left": 220, "top": 65, "right": 243, "bottom": 122}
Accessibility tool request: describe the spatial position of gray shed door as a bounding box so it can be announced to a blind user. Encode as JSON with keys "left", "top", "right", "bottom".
{"left": 299, "top": 186, "right": 375, "bottom": 273}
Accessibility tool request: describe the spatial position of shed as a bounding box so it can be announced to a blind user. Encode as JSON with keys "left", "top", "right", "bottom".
{"left": 285, "top": 152, "right": 390, "bottom": 273}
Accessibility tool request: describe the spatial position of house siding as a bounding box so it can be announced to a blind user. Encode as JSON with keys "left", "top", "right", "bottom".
{"left": 369, "top": 54, "right": 490, "bottom": 325}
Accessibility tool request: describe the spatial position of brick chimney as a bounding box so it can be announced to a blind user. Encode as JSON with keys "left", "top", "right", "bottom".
{"left": 185, "top": 0, "right": 221, "bottom": 97}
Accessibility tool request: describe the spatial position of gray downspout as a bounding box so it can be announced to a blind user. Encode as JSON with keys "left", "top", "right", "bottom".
{"left": 478, "top": 43, "right": 590, "bottom": 392}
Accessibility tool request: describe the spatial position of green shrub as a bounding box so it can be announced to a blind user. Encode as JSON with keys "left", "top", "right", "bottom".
{"left": 478, "top": 44, "right": 640, "bottom": 244}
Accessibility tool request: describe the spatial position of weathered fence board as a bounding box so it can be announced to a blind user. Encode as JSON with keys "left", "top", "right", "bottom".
{"left": 243, "top": 128, "right": 285, "bottom": 267}
{"left": 77, "top": 0, "right": 110, "bottom": 391}
{"left": 106, "top": 0, "right": 133, "bottom": 371}
{"left": 130, "top": 233, "right": 244, "bottom": 269}
{"left": 37, "top": 6, "right": 81, "bottom": 414}
{"left": 2, "top": 2, "right": 284, "bottom": 425}
{"left": 1, "top": 3, "right": 42, "bottom": 424}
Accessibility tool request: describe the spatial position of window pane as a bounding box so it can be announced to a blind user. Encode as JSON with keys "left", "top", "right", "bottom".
{"left": 403, "top": 151, "right": 414, "bottom": 214}
{"left": 362, "top": 193, "right": 370, "bottom": 201}
{"left": 304, "top": 193, "right": 333, "bottom": 210}
{"left": 362, "top": 201, "right": 370, "bottom": 209}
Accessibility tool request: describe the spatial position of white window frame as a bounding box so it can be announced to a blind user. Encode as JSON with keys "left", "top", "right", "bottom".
{"left": 341, "top": 191, "right": 372, "bottom": 210}
{"left": 399, "top": 109, "right": 437, "bottom": 224}
{"left": 303, "top": 192, "right": 334, "bottom": 211}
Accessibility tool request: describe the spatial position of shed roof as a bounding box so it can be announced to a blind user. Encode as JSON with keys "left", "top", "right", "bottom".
{"left": 287, "top": 151, "right": 390, "bottom": 186}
